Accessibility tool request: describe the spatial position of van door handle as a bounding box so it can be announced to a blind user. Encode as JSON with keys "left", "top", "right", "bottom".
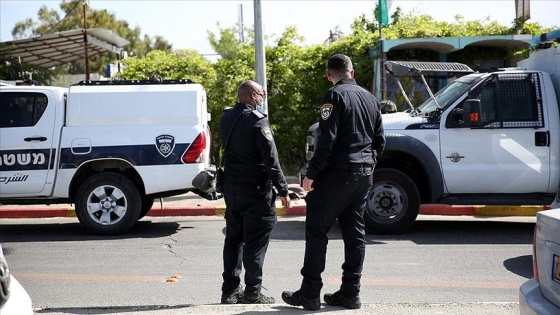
{"left": 24, "top": 136, "right": 47, "bottom": 142}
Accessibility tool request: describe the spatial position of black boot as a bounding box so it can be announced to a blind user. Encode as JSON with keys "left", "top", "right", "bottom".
{"left": 220, "top": 285, "right": 243, "bottom": 304}
{"left": 242, "top": 293, "right": 275, "bottom": 304}
{"left": 323, "top": 290, "right": 361, "bottom": 309}
{"left": 281, "top": 290, "right": 320, "bottom": 311}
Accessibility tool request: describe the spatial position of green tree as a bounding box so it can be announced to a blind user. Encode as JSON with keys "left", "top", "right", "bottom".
{"left": 119, "top": 49, "right": 215, "bottom": 84}
{"left": 208, "top": 23, "right": 254, "bottom": 58}
{"left": 5, "top": 0, "right": 173, "bottom": 81}
{"left": 266, "top": 27, "right": 328, "bottom": 169}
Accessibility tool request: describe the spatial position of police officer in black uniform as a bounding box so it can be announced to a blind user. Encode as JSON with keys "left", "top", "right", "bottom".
{"left": 220, "top": 80, "right": 290, "bottom": 305}
{"left": 282, "top": 54, "right": 385, "bottom": 311}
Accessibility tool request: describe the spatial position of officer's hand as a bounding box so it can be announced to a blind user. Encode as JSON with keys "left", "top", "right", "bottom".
{"left": 280, "top": 196, "right": 290, "bottom": 211}
{"left": 302, "top": 177, "right": 314, "bottom": 192}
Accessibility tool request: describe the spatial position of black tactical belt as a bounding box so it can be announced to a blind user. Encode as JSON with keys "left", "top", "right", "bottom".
{"left": 224, "top": 176, "right": 268, "bottom": 185}
{"left": 327, "top": 162, "right": 373, "bottom": 172}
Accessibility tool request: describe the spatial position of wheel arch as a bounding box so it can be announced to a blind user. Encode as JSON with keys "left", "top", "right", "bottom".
{"left": 377, "top": 133, "right": 444, "bottom": 203}
{"left": 68, "top": 158, "right": 146, "bottom": 202}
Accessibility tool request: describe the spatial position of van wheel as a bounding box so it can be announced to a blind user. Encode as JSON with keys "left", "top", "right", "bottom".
{"left": 139, "top": 197, "right": 154, "bottom": 219}
{"left": 364, "top": 169, "right": 420, "bottom": 234}
{"left": 75, "top": 172, "right": 141, "bottom": 235}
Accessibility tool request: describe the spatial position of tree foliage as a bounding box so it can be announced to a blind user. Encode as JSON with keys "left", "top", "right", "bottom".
{"left": 119, "top": 50, "right": 215, "bottom": 84}
{"left": 2, "top": 0, "right": 172, "bottom": 83}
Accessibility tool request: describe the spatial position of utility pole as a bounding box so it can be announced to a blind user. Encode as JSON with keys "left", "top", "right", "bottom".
{"left": 253, "top": 0, "right": 268, "bottom": 115}
{"left": 238, "top": 4, "right": 244, "bottom": 43}
{"left": 83, "top": 0, "right": 90, "bottom": 80}
{"left": 379, "top": 22, "right": 386, "bottom": 101}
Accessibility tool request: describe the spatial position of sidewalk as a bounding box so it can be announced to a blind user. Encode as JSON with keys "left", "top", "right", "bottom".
{"left": 38, "top": 302, "right": 520, "bottom": 315}
{"left": 0, "top": 177, "right": 549, "bottom": 219}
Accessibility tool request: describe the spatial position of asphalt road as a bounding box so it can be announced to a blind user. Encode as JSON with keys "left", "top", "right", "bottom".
{"left": 0, "top": 214, "right": 536, "bottom": 314}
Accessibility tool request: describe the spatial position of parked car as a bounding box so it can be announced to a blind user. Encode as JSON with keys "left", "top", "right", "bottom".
{"left": 0, "top": 244, "right": 34, "bottom": 315}
{"left": 519, "top": 206, "right": 560, "bottom": 314}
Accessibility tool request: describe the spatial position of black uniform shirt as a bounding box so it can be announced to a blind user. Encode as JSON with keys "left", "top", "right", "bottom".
{"left": 306, "top": 78, "right": 385, "bottom": 180}
{"left": 220, "top": 102, "right": 289, "bottom": 197}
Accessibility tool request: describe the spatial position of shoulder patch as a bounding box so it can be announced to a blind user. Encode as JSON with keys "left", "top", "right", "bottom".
{"left": 320, "top": 103, "right": 334, "bottom": 121}
{"left": 261, "top": 127, "right": 273, "bottom": 141}
{"left": 251, "top": 110, "right": 265, "bottom": 119}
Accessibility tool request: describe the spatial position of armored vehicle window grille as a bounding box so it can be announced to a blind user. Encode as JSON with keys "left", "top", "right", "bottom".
{"left": 470, "top": 73, "right": 543, "bottom": 128}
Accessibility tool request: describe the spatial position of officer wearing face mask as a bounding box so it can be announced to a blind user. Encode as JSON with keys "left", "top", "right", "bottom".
{"left": 218, "top": 80, "right": 290, "bottom": 305}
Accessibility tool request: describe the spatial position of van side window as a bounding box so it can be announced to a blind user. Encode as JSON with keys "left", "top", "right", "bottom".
{"left": 468, "top": 73, "right": 543, "bottom": 128}
{"left": 0, "top": 92, "right": 48, "bottom": 128}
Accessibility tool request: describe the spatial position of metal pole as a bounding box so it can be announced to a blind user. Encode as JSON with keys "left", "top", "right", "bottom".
{"left": 253, "top": 0, "right": 268, "bottom": 115}
{"left": 238, "top": 4, "right": 244, "bottom": 43}
{"left": 379, "top": 21, "right": 387, "bottom": 101}
{"left": 83, "top": 0, "right": 90, "bottom": 81}
{"left": 117, "top": 52, "right": 121, "bottom": 74}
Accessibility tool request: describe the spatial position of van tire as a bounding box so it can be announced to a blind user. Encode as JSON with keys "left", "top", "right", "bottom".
{"left": 364, "top": 168, "right": 420, "bottom": 234}
{"left": 139, "top": 197, "right": 155, "bottom": 219}
{"left": 75, "top": 172, "right": 142, "bottom": 235}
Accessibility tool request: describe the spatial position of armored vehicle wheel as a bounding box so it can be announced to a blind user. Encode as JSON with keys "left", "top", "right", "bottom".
{"left": 364, "top": 168, "right": 420, "bottom": 234}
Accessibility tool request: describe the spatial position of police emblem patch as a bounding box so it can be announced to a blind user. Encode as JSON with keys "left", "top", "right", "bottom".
{"left": 261, "top": 127, "right": 273, "bottom": 141}
{"left": 321, "top": 103, "right": 334, "bottom": 120}
{"left": 155, "top": 134, "right": 175, "bottom": 158}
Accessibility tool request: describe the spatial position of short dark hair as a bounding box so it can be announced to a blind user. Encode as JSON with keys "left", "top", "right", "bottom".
{"left": 327, "top": 54, "right": 353, "bottom": 78}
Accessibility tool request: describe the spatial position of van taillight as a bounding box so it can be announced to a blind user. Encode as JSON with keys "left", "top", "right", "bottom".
{"left": 532, "top": 226, "right": 539, "bottom": 282}
{"left": 183, "top": 132, "right": 206, "bottom": 163}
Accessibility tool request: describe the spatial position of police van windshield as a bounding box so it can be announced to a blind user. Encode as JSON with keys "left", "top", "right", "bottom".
{"left": 415, "top": 75, "right": 479, "bottom": 114}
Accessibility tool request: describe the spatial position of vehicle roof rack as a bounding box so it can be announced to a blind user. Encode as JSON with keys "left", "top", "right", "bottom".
{"left": 385, "top": 61, "right": 474, "bottom": 78}
{"left": 73, "top": 79, "right": 194, "bottom": 86}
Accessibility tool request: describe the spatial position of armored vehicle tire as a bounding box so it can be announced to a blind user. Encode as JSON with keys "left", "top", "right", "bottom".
{"left": 139, "top": 197, "right": 155, "bottom": 219}
{"left": 364, "top": 168, "right": 420, "bottom": 234}
{"left": 75, "top": 172, "right": 142, "bottom": 235}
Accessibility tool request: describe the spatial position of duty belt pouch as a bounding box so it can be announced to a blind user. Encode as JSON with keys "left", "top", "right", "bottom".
{"left": 215, "top": 167, "right": 224, "bottom": 193}
{"left": 192, "top": 168, "right": 216, "bottom": 194}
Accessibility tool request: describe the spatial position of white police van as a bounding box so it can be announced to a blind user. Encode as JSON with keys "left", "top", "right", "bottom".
{"left": 0, "top": 80, "right": 211, "bottom": 234}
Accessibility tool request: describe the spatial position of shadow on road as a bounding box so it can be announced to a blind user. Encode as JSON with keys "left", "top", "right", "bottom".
{"left": 1, "top": 216, "right": 534, "bottom": 246}
{"left": 0, "top": 220, "right": 181, "bottom": 243}
{"left": 35, "top": 304, "right": 343, "bottom": 314}
{"left": 504, "top": 255, "right": 533, "bottom": 279}
{"left": 271, "top": 218, "right": 534, "bottom": 245}
{"left": 377, "top": 219, "right": 535, "bottom": 245}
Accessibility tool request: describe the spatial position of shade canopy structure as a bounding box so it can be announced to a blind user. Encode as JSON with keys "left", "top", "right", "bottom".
{"left": 381, "top": 34, "right": 533, "bottom": 55}
{"left": 385, "top": 61, "right": 474, "bottom": 78}
{"left": 0, "top": 28, "right": 130, "bottom": 68}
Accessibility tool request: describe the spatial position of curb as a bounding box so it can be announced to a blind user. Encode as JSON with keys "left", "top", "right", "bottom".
{"left": 0, "top": 204, "right": 549, "bottom": 219}
{"left": 0, "top": 204, "right": 308, "bottom": 219}
{"left": 418, "top": 204, "right": 550, "bottom": 216}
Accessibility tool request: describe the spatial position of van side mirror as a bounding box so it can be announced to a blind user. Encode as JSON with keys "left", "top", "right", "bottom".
{"left": 463, "top": 99, "right": 482, "bottom": 128}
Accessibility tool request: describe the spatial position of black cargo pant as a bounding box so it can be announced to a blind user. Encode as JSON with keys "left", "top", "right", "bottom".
{"left": 221, "top": 177, "right": 277, "bottom": 298}
{"left": 299, "top": 167, "right": 373, "bottom": 299}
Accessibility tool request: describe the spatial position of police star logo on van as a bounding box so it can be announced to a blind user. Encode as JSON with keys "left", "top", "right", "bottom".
{"left": 156, "top": 134, "right": 175, "bottom": 157}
